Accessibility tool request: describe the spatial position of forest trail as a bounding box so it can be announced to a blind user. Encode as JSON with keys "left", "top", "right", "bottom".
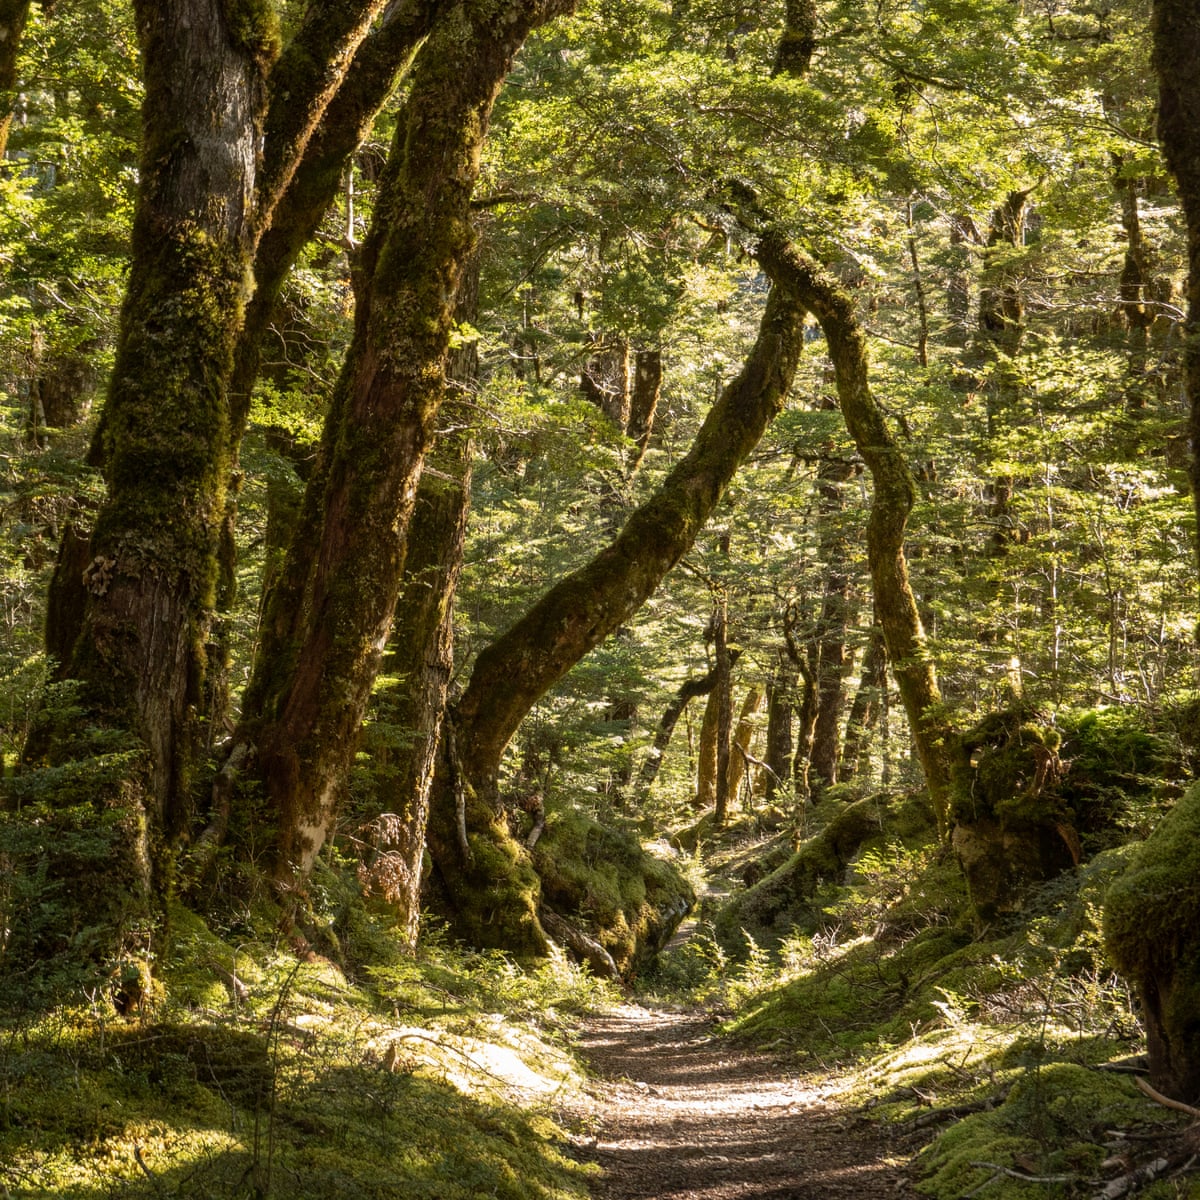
{"left": 573, "top": 1005, "right": 916, "bottom": 1200}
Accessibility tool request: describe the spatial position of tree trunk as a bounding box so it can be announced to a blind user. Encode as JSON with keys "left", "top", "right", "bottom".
{"left": 757, "top": 230, "right": 955, "bottom": 837}
{"left": 763, "top": 657, "right": 795, "bottom": 804}
{"left": 430, "top": 279, "right": 806, "bottom": 951}
{"left": 0, "top": 0, "right": 30, "bottom": 161}
{"left": 726, "top": 685, "right": 764, "bottom": 806}
{"left": 840, "top": 623, "right": 887, "bottom": 783}
{"left": 361, "top": 425, "right": 472, "bottom": 949}
{"left": 240, "top": 0, "right": 575, "bottom": 886}
{"left": 626, "top": 348, "right": 662, "bottom": 474}
{"left": 771, "top": 0, "right": 817, "bottom": 78}
{"left": 808, "top": 454, "right": 856, "bottom": 794}
{"left": 634, "top": 657, "right": 732, "bottom": 804}
{"left": 1152, "top": 0, "right": 1200, "bottom": 585}
{"left": 711, "top": 595, "right": 734, "bottom": 826}
{"left": 695, "top": 680, "right": 720, "bottom": 814}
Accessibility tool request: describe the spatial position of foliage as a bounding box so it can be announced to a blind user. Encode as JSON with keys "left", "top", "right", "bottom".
{"left": 0, "top": 886, "right": 598, "bottom": 1200}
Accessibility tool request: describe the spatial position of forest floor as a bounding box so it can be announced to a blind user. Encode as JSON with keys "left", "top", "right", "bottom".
{"left": 569, "top": 1003, "right": 917, "bottom": 1200}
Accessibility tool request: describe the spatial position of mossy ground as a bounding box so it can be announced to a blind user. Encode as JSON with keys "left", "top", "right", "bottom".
{"left": 636, "top": 797, "right": 1197, "bottom": 1200}
{"left": 0, "top": 878, "right": 611, "bottom": 1199}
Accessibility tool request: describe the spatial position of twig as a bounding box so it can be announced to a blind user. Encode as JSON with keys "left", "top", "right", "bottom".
{"left": 1135, "top": 1075, "right": 1200, "bottom": 1119}
{"left": 968, "top": 1161, "right": 1076, "bottom": 1184}
{"left": 133, "top": 1144, "right": 164, "bottom": 1196}
{"left": 1093, "top": 1155, "right": 1170, "bottom": 1199}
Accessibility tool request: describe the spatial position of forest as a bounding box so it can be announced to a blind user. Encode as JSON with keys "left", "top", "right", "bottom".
{"left": 3, "top": 0, "right": 1200, "bottom": 1196}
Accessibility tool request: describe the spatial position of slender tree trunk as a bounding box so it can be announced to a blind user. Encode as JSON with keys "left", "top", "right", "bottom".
{"left": 726, "top": 685, "right": 764, "bottom": 805}
{"left": 695, "top": 680, "right": 719, "bottom": 813}
{"left": 808, "top": 455, "right": 856, "bottom": 793}
{"left": 712, "top": 593, "right": 734, "bottom": 826}
{"left": 634, "top": 657, "right": 731, "bottom": 804}
{"left": 763, "top": 657, "right": 795, "bottom": 804}
{"left": 757, "top": 230, "right": 955, "bottom": 837}
{"left": 1113, "top": 157, "right": 1155, "bottom": 411}
{"left": 840, "top": 622, "right": 887, "bottom": 783}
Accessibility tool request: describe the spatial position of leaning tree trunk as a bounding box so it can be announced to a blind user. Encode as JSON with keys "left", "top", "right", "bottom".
{"left": 757, "top": 230, "right": 955, "bottom": 837}
{"left": 633, "top": 656, "right": 731, "bottom": 804}
{"left": 239, "top": 0, "right": 576, "bottom": 890}
{"left": 428, "top": 280, "right": 807, "bottom": 953}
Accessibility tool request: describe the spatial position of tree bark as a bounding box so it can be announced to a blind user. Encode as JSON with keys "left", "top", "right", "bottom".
{"left": 1152, "top": 0, "right": 1200, "bottom": 584}
{"left": 240, "top": 0, "right": 576, "bottom": 885}
{"left": 634, "top": 657, "right": 733, "bottom": 804}
{"left": 772, "top": 0, "right": 817, "bottom": 78}
{"left": 840, "top": 622, "right": 887, "bottom": 783}
{"left": 763, "top": 656, "right": 795, "bottom": 804}
{"left": 757, "top": 229, "right": 955, "bottom": 837}
{"left": 0, "top": 0, "right": 31, "bottom": 161}
{"left": 361, "top": 424, "right": 472, "bottom": 949}
{"left": 726, "top": 685, "right": 764, "bottom": 805}
{"left": 626, "top": 348, "right": 662, "bottom": 474}
{"left": 808, "top": 454, "right": 856, "bottom": 793}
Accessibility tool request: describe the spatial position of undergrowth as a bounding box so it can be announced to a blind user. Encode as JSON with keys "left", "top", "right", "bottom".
{"left": 638, "top": 802, "right": 1199, "bottom": 1200}
{"left": 0, "top": 879, "right": 613, "bottom": 1199}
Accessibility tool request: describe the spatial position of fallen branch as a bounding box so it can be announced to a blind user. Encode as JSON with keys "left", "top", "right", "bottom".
{"left": 1093, "top": 1154, "right": 1170, "bottom": 1199}
{"left": 968, "top": 1161, "right": 1076, "bottom": 1185}
{"left": 1135, "top": 1075, "right": 1200, "bottom": 1119}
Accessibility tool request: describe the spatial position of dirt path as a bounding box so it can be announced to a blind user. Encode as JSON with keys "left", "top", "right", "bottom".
{"left": 572, "top": 1005, "right": 915, "bottom": 1200}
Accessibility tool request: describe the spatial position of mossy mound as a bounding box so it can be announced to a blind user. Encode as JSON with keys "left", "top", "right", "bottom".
{"left": 918, "top": 1063, "right": 1175, "bottom": 1200}
{"left": 531, "top": 808, "right": 695, "bottom": 974}
{"left": 1105, "top": 783, "right": 1200, "bottom": 1100}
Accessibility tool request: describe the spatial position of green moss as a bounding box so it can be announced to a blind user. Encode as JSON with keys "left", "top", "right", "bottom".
{"left": 532, "top": 808, "right": 694, "bottom": 972}
{"left": 918, "top": 1065, "right": 1163, "bottom": 1200}
{"left": 219, "top": 0, "right": 281, "bottom": 67}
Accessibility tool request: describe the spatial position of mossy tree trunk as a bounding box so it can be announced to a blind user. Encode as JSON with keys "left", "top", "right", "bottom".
{"left": 238, "top": 0, "right": 576, "bottom": 889}
{"left": 0, "top": 0, "right": 31, "bottom": 161}
{"left": 361, "top": 425, "right": 473, "bottom": 949}
{"left": 758, "top": 230, "right": 955, "bottom": 837}
{"left": 808, "top": 453, "right": 856, "bottom": 794}
{"left": 14, "top": 0, "right": 456, "bottom": 981}
{"left": 1152, "top": 0, "right": 1200, "bottom": 587}
{"left": 428, "top": 281, "right": 806, "bottom": 952}
{"left": 360, "top": 261, "right": 479, "bottom": 950}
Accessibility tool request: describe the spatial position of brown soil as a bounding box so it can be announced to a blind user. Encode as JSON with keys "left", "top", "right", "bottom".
{"left": 572, "top": 1004, "right": 916, "bottom": 1200}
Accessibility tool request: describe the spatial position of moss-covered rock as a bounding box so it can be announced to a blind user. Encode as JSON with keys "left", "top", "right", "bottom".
{"left": 531, "top": 809, "right": 694, "bottom": 975}
{"left": 951, "top": 709, "right": 1078, "bottom": 929}
{"left": 1105, "top": 783, "right": 1200, "bottom": 1100}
